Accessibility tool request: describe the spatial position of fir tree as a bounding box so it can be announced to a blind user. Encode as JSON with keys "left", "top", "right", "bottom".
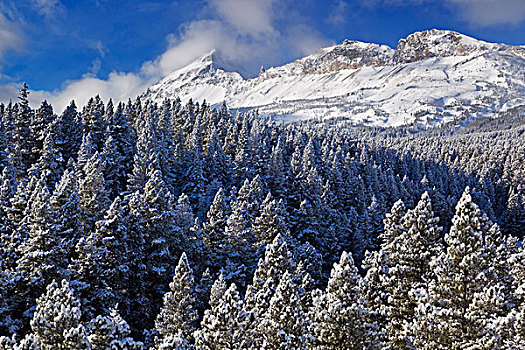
{"left": 30, "top": 100, "right": 55, "bottom": 164}
{"left": 79, "top": 153, "right": 110, "bottom": 234}
{"left": 311, "top": 251, "right": 369, "bottom": 349}
{"left": 52, "top": 100, "right": 82, "bottom": 163}
{"left": 155, "top": 253, "right": 198, "bottom": 347}
{"left": 253, "top": 192, "right": 287, "bottom": 251}
{"left": 30, "top": 280, "right": 83, "bottom": 350}
{"left": 87, "top": 307, "right": 143, "bottom": 350}
{"left": 195, "top": 283, "right": 247, "bottom": 350}
{"left": 13, "top": 83, "right": 34, "bottom": 174}
{"left": 203, "top": 188, "right": 229, "bottom": 253}
{"left": 412, "top": 188, "right": 511, "bottom": 349}
{"left": 81, "top": 95, "right": 106, "bottom": 152}
{"left": 383, "top": 192, "right": 442, "bottom": 349}
{"left": 16, "top": 172, "right": 65, "bottom": 300}
{"left": 260, "top": 271, "right": 310, "bottom": 350}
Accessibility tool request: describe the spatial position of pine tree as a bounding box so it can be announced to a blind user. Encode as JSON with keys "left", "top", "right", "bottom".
{"left": 38, "top": 132, "right": 64, "bottom": 188}
{"left": 51, "top": 162, "right": 83, "bottom": 264}
{"left": 359, "top": 249, "right": 388, "bottom": 348}
{"left": 30, "top": 100, "right": 55, "bottom": 164}
{"left": 0, "top": 161, "right": 17, "bottom": 265}
{"left": 81, "top": 95, "right": 106, "bottom": 152}
{"left": 75, "top": 196, "right": 133, "bottom": 318}
{"left": 195, "top": 283, "right": 247, "bottom": 350}
{"left": 0, "top": 268, "right": 22, "bottom": 336}
{"left": 16, "top": 172, "right": 65, "bottom": 299}
{"left": 411, "top": 188, "right": 511, "bottom": 349}
{"left": 79, "top": 153, "right": 110, "bottom": 234}
{"left": 13, "top": 83, "right": 34, "bottom": 173}
{"left": 203, "top": 188, "right": 229, "bottom": 253}
{"left": 243, "top": 233, "right": 298, "bottom": 348}
{"left": 204, "top": 127, "right": 230, "bottom": 187}
{"left": 63, "top": 324, "right": 91, "bottom": 350}
{"left": 383, "top": 192, "right": 442, "bottom": 349}
{"left": 260, "top": 271, "right": 310, "bottom": 349}
{"left": 311, "top": 251, "right": 369, "bottom": 349}
{"left": 30, "top": 280, "right": 83, "bottom": 350}
{"left": 77, "top": 130, "right": 97, "bottom": 169}
{"left": 155, "top": 253, "right": 198, "bottom": 347}
{"left": 253, "top": 192, "right": 287, "bottom": 251}
{"left": 208, "top": 272, "right": 228, "bottom": 311}
{"left": 129, "top": 169, "right": 180, "bottom": 301}
{"left": 127, "top": 118, "right": 160, "bottom": 193}
{"left": 102, "top": 102, "right": 136, "bottom": 199}
{"left": 52, "top": 100, "right": 82, "bottom": 163}
{"left": 87, "top": 307, "right": 143, "bottom": 350}
{"left": 225, "top": 197, "right": 256, "bottom": 276}
{"left": 183, "top": 114, "right": 206, "bottom": 214}
{"left": 510, "top": 245, "right": 525, "bottom": 349}
{"left": 3, "top": 168, "right": 38, "bottom": 272}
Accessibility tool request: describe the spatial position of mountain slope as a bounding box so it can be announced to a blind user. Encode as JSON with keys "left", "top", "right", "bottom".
{"left": 144, "top": 30, "right": 525, "bottom": 127}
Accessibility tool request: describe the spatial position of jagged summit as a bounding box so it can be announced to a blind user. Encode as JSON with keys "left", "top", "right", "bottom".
{"left": 145, "top": 30, "right": 525, "bottom": 127}
{"left": 394, "top": 29, "right": 488, "bottom": 63}
{"left": 200, "top": 50, "right": 251, "bottom": 78}
{"left": 271, "top": 39, "right": 394, "bottom": 75}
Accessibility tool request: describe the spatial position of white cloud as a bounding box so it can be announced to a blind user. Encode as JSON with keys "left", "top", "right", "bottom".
{"left": 286, "top": 24, "right": 333, "bottom": 57}
{"left": 1, "top": 0, "right": 331, "bottom": 113}
{"left": 326, "top": 0, "right": 350, "bottom": 25}
{"left": 449, "top": 0, "right": 525, "bottom": 26}
{"left": 92, "top": 40, "right": 108, "bottom": 57}
{"left": 360, "top": 0, "right": 525, "bottom": 26}
{"left": 31, "top": 0, "right": 65, "bottom": 19}
{"left": 209, "top": 0, "right": 277, "bottom": 37}
{"left": 0, "top": 12, "right": 23, "bottom": 62}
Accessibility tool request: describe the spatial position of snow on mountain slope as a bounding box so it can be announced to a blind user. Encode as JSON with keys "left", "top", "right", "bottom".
{"left": 144, "top": 30, "right": 525, "bottom": 127}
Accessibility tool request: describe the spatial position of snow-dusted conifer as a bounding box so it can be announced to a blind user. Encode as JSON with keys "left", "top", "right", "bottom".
{"left": 411, "top": 188, "right": 510, "bottom": 349}
{"left": 16, "top": 172, "right": 65, "bottom": 295}
{"left": 79, "top": 153, "right": 109, "bottom": 234}
{"left": 195, "top": 283, "right": 247, "bottom": 350}
{"left": 87, "top": 307, "right": 143, "bottom": 350}
{"left": 260, "top": 271, "right": 310, "bottom": 349}
{"left": 383, "top": 192, "right": 442, "bottom": 349}
{"left": 311, "top": 251, "right": 369, "bottom": 349}
{"left": 155, "top": 253, "right": 198, "bottom": 346}
{"left": 253, "top": 192, "right": 287, "bottom": 251}
{"left": 203, "top": 188, "right": 228, "bottom": 252}
{"left": 30, "top": 280, "right": 83, "bottom": 350}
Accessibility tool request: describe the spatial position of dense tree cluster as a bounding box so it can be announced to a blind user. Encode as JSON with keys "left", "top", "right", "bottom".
{"left": 0, "top": 85, "right": 523, "bottom": 349}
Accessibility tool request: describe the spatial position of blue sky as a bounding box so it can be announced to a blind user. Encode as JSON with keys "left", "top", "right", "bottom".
{"left": 1, "top": 0, "right": 524, "bottom": 111}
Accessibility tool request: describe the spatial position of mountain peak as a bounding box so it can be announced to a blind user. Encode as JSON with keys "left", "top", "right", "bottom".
{"left": 275, "top": 38, "right": 394, "bottom": 75}
{"left": 197, "top": 50, "right": 250, "bottom": 78}
{"left": 145, "top": 28, "right": 525, "bottom": 127}
{"left": 394, "top": 29, "right": 491, "bottom": 63}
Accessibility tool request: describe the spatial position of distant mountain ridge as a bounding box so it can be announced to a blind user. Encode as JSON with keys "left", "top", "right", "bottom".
{"left": 144, "top": 29, "right": 525, "bottom": 127}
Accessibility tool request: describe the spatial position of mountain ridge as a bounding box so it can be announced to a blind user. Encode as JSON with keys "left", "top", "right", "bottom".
{"left": 144, "top": 29, "right": 525, "bottom": 127}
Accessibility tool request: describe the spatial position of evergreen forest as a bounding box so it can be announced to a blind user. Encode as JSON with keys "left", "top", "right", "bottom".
{"left": 0, "top": 84, "right": 524, "bottom": 349}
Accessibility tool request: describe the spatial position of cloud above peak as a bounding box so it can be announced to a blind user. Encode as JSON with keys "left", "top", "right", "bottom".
{"left": 449, "top": 0, "right": 525, "bottom": 26}
{"left": 209, "top": 0, "right": 278, "bottom": 38}
{"left": 360, "top": 0, "right": 525, "bottom": 27}
{"left": 7, "top": 0, "right": 331, "bottom": 113}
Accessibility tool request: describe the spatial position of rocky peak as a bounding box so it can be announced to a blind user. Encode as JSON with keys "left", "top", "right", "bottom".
{"left": 393, "top": 29, "right": 490, "bottom": 63}
{"left": 267, "top": 39, "right": 395, "bottom": 77}
{"left": 327, "top": 39, "right": 395, "bottom": 67}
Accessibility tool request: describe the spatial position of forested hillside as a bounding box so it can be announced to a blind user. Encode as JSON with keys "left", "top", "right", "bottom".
{"left": 0, "top": 84, "right": 524, "bottom": 349}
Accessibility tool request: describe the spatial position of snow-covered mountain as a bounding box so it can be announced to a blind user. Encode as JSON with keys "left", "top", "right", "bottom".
{"left": 144, "top": 30, "right": 525, "bottom": 127}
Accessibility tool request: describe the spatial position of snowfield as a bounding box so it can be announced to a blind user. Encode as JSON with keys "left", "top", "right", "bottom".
{"left": 144, "top": 29, "right": 525, "bottom": 127}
